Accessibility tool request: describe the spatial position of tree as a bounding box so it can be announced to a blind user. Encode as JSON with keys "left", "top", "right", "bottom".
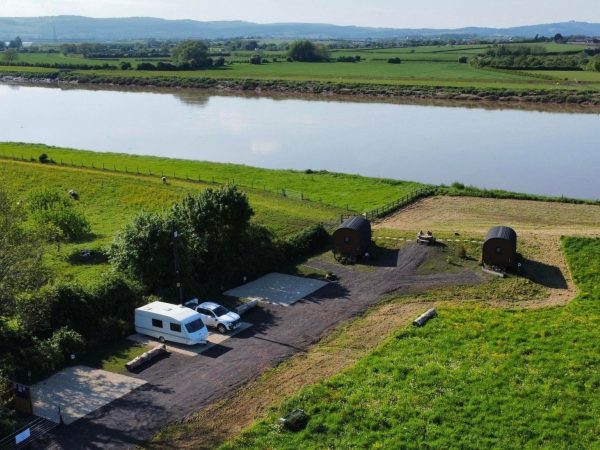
{"left": 3, "top": 49, "right": 18, "bottom": 63}
{"left": 249, "top": 54, "right": 262, "bottom": 65}
{"left": 554, "top": 33, "right": 565, "bottom": 43}
{"left": 172, "top": 186, "right": 255, "bottom": 288}
{"left": 8, "top": 37, "right": 22, "bottom": 49}
{"left": 0, "top": 188, "right": 47, "bottom": 317}
{"left": 108, "top": 211, "right": 176, "bottom": 291}
{"left": 172, "top": 40, "right": 210, "bottom": 69}
{"left": 0, "top": 41, "right": 5, "bottom": 51}
{"left": 288, "top": 40, "right": 330, "bottom": 62}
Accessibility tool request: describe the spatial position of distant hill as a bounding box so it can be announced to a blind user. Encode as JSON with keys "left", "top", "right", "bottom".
{"left": 1, "top": 16, "right": 599, "bottom": 42}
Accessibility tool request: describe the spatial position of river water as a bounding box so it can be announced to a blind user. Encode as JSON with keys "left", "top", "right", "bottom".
{"left": 1, "top": 83, "right": 598, "bottom": 199}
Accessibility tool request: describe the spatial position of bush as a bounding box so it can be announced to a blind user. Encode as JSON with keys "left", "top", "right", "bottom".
{"left": 281, "top": 224, "right": 330, "bottom": 261}
{"left": 249, "top": 54, "right": 262, "bottom": 65}
{"left": 388, "top": 57, "right": 402, "bottom": 64}
{"left": 28, "top": 189, "right": 91, "bottom": 242}
{"left": 458, "top": 56, "right": 469, "bottom": 64}
{"left": 108, "top": 211, "right": 176, "bottom": 291}
{"left": 288, "top": 40, "right": 330, "bottom": 62}
{"left": 51, "top": 327, "right": 86, "bottom": 358}
{"left": 120, "top": 61, "right": 132, "bottom": 70}
{"left": 136, "top": 62, "right": 156, "bottom": 70}
{"left": 39, "top": 153, "right": 50, "bottom": 163}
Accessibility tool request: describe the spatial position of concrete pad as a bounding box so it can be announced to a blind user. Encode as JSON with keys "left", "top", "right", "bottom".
{"left": 127, "top": 322, "right": 252, "bottom": 357}
{"left": 224, "top": 272, "right": 328, "bottom": 306}
{"left": 31, "top": 366, "right": 146, "bottom": 424}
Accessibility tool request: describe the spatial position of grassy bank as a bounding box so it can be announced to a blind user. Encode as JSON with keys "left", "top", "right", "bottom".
{"left": 0, "top": 143, "right": 424, "bottom": 212}
{"left": 220, "top": 237, "right": 600, "bottom": 449}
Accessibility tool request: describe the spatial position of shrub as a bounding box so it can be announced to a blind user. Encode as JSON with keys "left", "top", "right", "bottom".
{"left": 108, "top": 211, "right": 175, "bottom": 291}
{"left": 249, "top": 54, "right": 262, "bottom": 65}
{"left": 281, "top": 224, "right": 330, "bottom": 261}
{"left": 388, "top": 57, "right": 402, "bottom": 64}
{"left": 136, "top": 62, "right": 156, "bottom": 70}
{"left": 28, "top": 189, "right": 91, "bottom": 242}
{"left": 458, "top": 56, "right": 469, "bottom": 64}
{"left": 120, "top": 61, "right": 132, "bottom": 70}
{"left": 51, "top": 327, "right": 86, "bottom": 358}
{"left": 288, "top": 40, "right": 330, "bottom": 62}
{"left": 39, "top": 153, "right": 50, "bottom": 163}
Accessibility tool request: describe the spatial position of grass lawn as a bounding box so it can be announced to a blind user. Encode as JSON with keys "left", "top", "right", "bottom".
{"left": 221, "top": 237, "right": 600, "bottom": 449}
{"left": 78, "top": 340, "right": 149, "bottom": 374}
{"left": 0, "top": 143, "right": 424, "bottom": 213}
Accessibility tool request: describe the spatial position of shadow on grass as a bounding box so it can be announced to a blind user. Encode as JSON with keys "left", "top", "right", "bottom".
{"left": 68, "top": 249, "right": 109, "bottom": 266}
{"left": 521, "top": 257, "right": 568, "bottom": 289}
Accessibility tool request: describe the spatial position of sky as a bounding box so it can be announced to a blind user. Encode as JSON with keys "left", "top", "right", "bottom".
{"left": 1, "top": 0, "right": 599, "bottom": 29}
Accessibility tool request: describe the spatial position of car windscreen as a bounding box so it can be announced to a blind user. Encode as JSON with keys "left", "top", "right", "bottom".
{"left": 184, "top": 319, "right": 205, "bottom": 333}
{"left": 213, "top": 306, "right": 229, "bottom": 317}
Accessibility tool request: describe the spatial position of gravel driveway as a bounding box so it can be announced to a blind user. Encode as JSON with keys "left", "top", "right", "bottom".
{"left": 47, "top": 244, "right": 481, "bottom": 449}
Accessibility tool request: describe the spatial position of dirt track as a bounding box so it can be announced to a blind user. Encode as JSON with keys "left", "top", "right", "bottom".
{"left": 47, "top": 244, "right": 481, "bottom": 449}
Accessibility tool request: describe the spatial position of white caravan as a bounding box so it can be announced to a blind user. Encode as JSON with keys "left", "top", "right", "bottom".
{"left": 135, "top": 301, "right": 209, "bottom": 346}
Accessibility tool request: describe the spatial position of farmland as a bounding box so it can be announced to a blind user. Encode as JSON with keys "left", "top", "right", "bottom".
{"left": 2, "top": 42, "right": 600, "bottom": 105}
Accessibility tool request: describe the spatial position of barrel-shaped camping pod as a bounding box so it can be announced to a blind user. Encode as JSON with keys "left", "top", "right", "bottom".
{"left": 482, "top": 226, "right": 517, "bottom": 270}
{"left": 332, "top": 216, "right": 372, "bottom": 263}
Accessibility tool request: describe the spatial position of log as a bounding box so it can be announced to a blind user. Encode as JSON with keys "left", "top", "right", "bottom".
{"left": 413, "top": 308, "right": 437, "bottom": 327}
{"left": 236, "top": 299, "right": 258, "bottom": 315}
{"left": 482, "top": 267, "right": 505, "bottom": 278}
{"left": 126, "top": 344, "right": 167, "bottom": 371}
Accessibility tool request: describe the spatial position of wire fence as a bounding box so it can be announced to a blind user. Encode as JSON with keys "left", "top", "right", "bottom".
{"left": 340, "top": 187, "right": 436, "bottom": 223}
{"left": 0, "top": 416, "right": 58, "bottom": 450}
{"left": 0, "top": 153, "right": 437, "bottom": 225}
{"left": 0, "top": 153, "right": 347, "bottom": 212}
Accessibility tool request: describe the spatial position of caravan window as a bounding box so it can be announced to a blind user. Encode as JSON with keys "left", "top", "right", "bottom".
{"left": 152, "top": 319, "right": 163, "bottom": 328}
{"left": 185, "top": 319, "right": 205, "bottom": 333}
{"left": 170, "top": 323, "right": 182, "bottom": 333}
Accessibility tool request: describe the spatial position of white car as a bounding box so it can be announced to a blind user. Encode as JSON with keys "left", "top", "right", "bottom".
{"left": 184, "top": 299, "right": 241, "bottom": 334}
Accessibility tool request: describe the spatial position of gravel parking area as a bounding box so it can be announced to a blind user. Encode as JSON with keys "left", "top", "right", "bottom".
{"left": 49, "top": 244, "right": 481, "bottom": 449}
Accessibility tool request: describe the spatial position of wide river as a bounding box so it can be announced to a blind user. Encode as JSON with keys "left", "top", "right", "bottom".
{"left": 1, "top": 83, "right": 599, "bottom": 199}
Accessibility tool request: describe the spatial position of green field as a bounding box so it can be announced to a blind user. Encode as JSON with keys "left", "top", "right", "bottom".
{"left": 0, "top": 143, "right": 423, "bottom": 212}
{"left": 222, "top": 237, "right": 600, "bottom": 449}
{"left": 2, "top": 43, "right": 599, "bottom": 94}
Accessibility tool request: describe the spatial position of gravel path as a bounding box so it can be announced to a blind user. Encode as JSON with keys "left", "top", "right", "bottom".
{"left": 46, "top": 244, "right": 481, "bottom": 449}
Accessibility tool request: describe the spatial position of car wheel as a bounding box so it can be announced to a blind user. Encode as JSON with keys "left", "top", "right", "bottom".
{"left": 159, "top": 336, "right": 165, "bottom": 343}
{"left": 217, "top": 324, "right": 227, "bottom": 334}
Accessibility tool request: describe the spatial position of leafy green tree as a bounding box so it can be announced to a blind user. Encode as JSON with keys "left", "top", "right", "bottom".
{"left": 0, "top": 188, "right": 47, "bottom": 317}
{"left": 3, "top": 49, "right": 18, "bottom": 63}
{"left": 8, "top": 37, "right": 22, "bottom": 49}
{"left": 172, "top": 185, "right": 255, "bottom": 288}
{"left": 172, "top": 40, "right": 210, "bottom": 69}
{"left": 108, "top": 211, "right": 176, "bottom": 290}
{"left": 288, "top": 40, "right": 330, "bottom": 62}
{"left": 0, "top": 41, "right": 5, "bottom": 51}
{"left": 28, "top": 189, "right": 91, "bottom": 242}
{"left": 249, "top": 54, "right": 262, "bottom": 65}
